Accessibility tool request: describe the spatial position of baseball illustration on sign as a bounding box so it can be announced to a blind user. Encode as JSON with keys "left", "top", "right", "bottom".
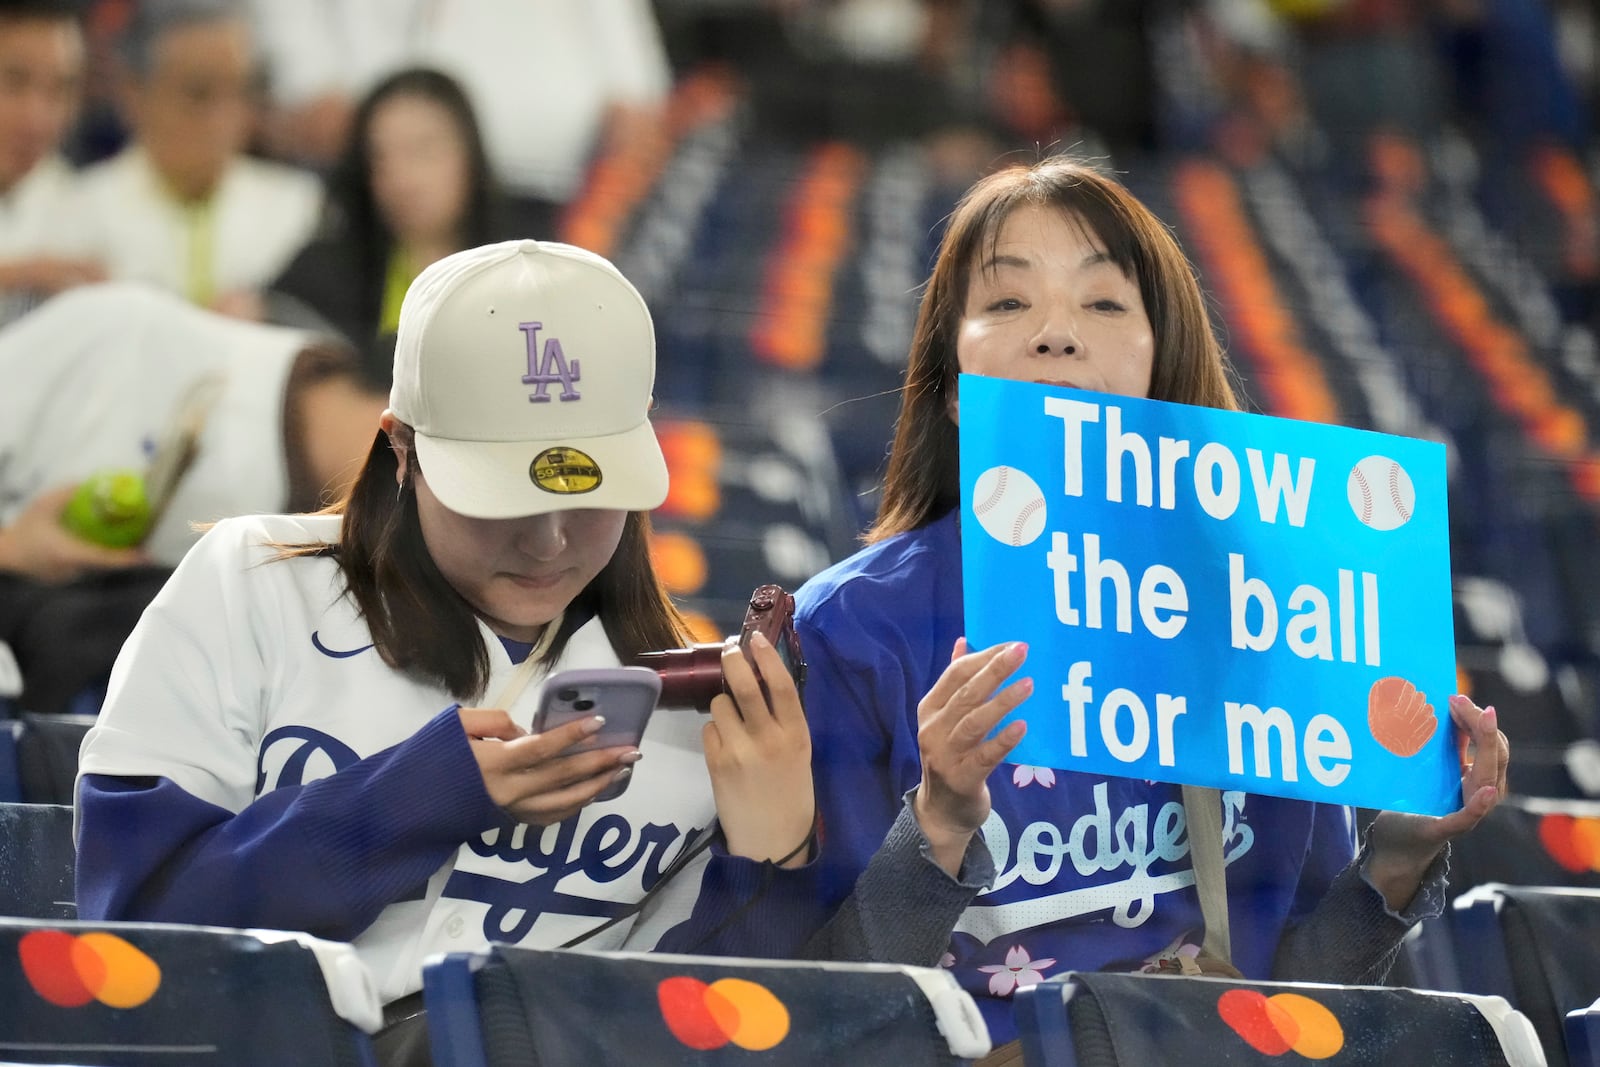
{"left": 1347, "top": 455, "right": 1415, "bottom": 531}
{"left": 972, "top": 466, "right": 1048, "bottom": 547}
{"left": 959, "top": 374, "right": 1460, "bottom": 816}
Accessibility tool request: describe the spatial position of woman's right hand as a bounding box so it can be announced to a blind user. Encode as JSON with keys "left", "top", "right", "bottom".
{"left": 458, "top": 708, "right": 640, "bottom": 826}
{"left": 913, "top": 638, "right": 1032, "bottom": 875}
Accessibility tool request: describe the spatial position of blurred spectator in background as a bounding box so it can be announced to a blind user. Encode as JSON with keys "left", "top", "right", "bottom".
{"left": 0, "top": 0, "right": 103, "bottom": 323}
{"left": 74, "top": 0, "right": 320, "bottom": 315}
{"left": 269, "top": 68, "right": 503, "bottom": 358}
{"left": 1436, "top": 0, "right": 1590, "bottom": 158}
{"left": 1553, "top": 0, "right": 1596, "bottom": 142}
{"left": 657, "top": 0, "right": 998, "bottom": 186}
{"left": 248, "top": 0, "right": 670, "bottom": 236}
{"left": 1265, "top": 0, "right": 1445, "bottom": 157}
{"left": 0, "top": 282, "right": 386, "bottom": 714}
{"left": 989, "top": 0, "right": 1162, "bottom": 157}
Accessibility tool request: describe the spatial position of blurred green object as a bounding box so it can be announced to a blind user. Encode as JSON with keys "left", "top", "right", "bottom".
{"left": 60, "top": 470, "right": 152, "bottom": 548}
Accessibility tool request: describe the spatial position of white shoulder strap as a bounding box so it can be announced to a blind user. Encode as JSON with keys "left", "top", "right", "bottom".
{"left": 485, "top": 610, "right": 565, "bottom": 711}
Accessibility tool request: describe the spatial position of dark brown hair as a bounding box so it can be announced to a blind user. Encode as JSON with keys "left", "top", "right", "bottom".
{"left": 869, "top": 157, "right": 1240, "bottom": 543}
{"left": 286, "top": 423, "right": 690, "bottom": 702}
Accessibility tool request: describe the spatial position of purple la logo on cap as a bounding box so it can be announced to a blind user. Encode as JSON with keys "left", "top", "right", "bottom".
{"left": 519, "top": 321, "right": 581, "bottom": 402}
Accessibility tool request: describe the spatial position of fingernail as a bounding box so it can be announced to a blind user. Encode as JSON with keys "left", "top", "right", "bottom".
{"left": 1017, "top": 677, "right": 1035, "bottom": 695}
{"left": 1483, "top": 706, "right": 1497, "bottom": 725}
{"left": 613, "top": 766, "right": 633, "bottom": 782}
{"left": 750, "top": 631, "right": 770, "bottom": 648}
{"left": 584, "top": 715, "right": 606, "bottom": 734}
{"left": 1449, "top": 693, "right": 1471, "bottom": 710}
{"left": 1009, "top": 642, "right": 1028, "bottom": 661}
{"left": 619, "top": 750, "right": 643, "bottom": 765}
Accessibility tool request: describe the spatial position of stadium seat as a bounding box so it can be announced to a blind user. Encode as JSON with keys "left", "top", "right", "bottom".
{"left": 422, "top": 946, "right": 991, "bottom": 1067}
{"left": 1451, "top": 884, "right": 1600, "bottom": 1067}
{"left": 0, "top": 916, "right": 381, "bottom": 1065}
{"left": 1568, "top": 999, "right": 1600, "bottom": 1067}
{"left": 0, "top": 802, "right": 74, "bottom": 919}
{"left": 0, "top": 718, "right": 20, "bottom": 803}
{"left": 1444, "top": 797, "right": 1600, "bottom": 900}
{"left": 1012, "top": 970, "right": 1545, "bottom": 1067}
{"left": 15, "top": 711, "right": 95, "bottom": 805}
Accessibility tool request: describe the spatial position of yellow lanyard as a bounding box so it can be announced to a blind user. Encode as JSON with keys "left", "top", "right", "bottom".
{"left": 379, "top": 249, "right": 417, "bottom": 335}
{"left": 183, "top": 198, "right": 216, "bottom": 307}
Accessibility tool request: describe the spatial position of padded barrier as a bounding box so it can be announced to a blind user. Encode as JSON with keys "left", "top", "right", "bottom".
{"left": 0, "top": 916, "right": 381, "bottom": 1066}
{"left": 1015, "top": 970, "right": 1544, "bottom": 1067}
{"left": 424, "top": 945, "right": 990, "bottom": 1067}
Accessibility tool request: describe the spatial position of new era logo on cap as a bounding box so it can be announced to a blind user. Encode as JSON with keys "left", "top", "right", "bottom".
{"left": 388, "top": 239, "right": 668, "bottom": 519}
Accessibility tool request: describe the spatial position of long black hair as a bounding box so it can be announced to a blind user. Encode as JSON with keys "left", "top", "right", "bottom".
{"left": 327, "top": 67, "right": 502, "bottom": 332}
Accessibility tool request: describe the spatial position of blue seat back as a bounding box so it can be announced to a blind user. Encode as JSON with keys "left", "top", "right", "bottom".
{"left": 1567, "top": 1000, "right": 1600, "bottom": 1067}
{"left": 1453, "top": 885, "right": 1600, "bottom": 1067}
{"left": 15, "top": 711, "right": 95, "bottom": 805}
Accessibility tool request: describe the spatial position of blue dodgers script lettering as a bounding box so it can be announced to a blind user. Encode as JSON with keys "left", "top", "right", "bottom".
{"left": 257, "top": 725, "right": 360, "bottom": 792}
{"left": 448, "top": 814, "right": 701, "bottom": 941}
{"left": 958, "top": 784, "right": 1255, "bottom": 942}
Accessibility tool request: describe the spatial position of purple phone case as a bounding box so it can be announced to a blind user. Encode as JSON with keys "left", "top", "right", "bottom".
{"left": 533, "top": 667, "right": 663, "bottom": 801}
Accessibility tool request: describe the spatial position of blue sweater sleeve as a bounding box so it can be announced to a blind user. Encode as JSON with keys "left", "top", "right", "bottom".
{"left": 653, "top": 842, "right": 828, "bottom": 958}
{"left": 800, "top": 605, "right": 925, "bottom": 915}
{"left": 76, "top": 705, "right": 506, "bottom": 941}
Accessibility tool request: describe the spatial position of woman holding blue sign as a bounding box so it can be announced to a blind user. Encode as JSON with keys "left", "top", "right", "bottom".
{"left": 783, "top": 158, "right": 1510, "bottom": 1046}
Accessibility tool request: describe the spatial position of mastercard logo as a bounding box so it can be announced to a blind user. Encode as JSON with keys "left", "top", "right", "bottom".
{"left": 1539, "top": 814, "right": 1600, "bottom": 872}
{"left": 1218, "top": 989, "right": 1344, "bottom": 1059}
{"left": 20, "top": 929, "right": 162, "bottom": 1009}
{"left": 657, "top": 976, "right": 789, "bottom": 1052}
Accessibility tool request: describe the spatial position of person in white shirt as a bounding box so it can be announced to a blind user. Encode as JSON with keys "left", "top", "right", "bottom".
{"left": 75, "top": 242, "right": 816, "bottom": 1065}
{"left": 75, "top": 0, "right": 320, "bottom": 314}
{"left": 0, "top": 281, "right": 386, "bottom": 712}
{"left": 247, "top": 0, "right": 670, "bottom": 221}
{"left": 0, "top": 0, "right": 103, "bottom": 322}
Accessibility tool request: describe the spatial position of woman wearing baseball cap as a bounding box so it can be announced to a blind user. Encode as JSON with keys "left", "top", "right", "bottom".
{"left": 74, "top": 239, "right": 817, "bottom": 1060}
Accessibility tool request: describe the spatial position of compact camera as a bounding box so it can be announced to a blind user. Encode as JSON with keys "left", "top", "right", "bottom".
{"left": 633, "top": 584, "right": 807, "bottom": 711}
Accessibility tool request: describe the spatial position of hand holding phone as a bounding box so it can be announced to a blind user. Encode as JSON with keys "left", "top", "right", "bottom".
{"left": 531, "top": 667, "right": 662, "bottom": 801}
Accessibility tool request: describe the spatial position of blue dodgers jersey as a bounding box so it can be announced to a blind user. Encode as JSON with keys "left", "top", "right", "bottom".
{"left": 796, "top": 510, "right": 1356, "bottom": 1041}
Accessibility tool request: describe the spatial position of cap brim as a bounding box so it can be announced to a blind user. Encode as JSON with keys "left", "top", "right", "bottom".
{"left": 412, "top": 419, "right": 669, "bottom": 519}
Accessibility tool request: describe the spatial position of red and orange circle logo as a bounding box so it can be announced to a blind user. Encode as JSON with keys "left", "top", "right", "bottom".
{"left": 1539, "top": 814, "right": 1600, "bottom": 872}
{"left": 657, "top": 976, "right": 790, "bottom": 1052}
{"left": 20, "top": 929, "right": 162, "bottom": 1009}
{"left": 1218, "top": 989, "right": 1344, "bottom": 1059}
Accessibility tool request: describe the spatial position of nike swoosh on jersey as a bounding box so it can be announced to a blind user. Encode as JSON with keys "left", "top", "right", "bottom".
{"left": 311, "top": 631, "right": 375, "bottom": 658}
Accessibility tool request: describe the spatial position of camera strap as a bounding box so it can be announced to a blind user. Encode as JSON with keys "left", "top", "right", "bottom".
{"left": 558, "top": 822, "right": 719, "bottom": 950}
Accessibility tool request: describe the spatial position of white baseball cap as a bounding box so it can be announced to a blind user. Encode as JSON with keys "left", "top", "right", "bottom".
{"left": 389, "top": 239, "right": 668, "bottom": 518}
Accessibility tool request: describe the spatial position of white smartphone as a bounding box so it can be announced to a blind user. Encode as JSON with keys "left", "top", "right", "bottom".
{"left": 531, "top": 666, "right": 662, "bottom": 801}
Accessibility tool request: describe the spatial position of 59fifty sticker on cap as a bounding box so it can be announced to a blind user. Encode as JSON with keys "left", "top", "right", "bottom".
{"left": 530, "top": 447, "right": 602, "bottom": 494}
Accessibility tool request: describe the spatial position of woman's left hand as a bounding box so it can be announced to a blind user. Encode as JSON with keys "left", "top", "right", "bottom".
{"left": 1365, "top": 693, "right": 1510, "bottom": 910}
{"left": 703, "top": 632, "right": 815, "bottom": 868}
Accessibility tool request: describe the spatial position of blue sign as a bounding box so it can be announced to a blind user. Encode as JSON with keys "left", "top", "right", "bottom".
{"left": 959, "top": 374, "right": 1460, "bottom": 816}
